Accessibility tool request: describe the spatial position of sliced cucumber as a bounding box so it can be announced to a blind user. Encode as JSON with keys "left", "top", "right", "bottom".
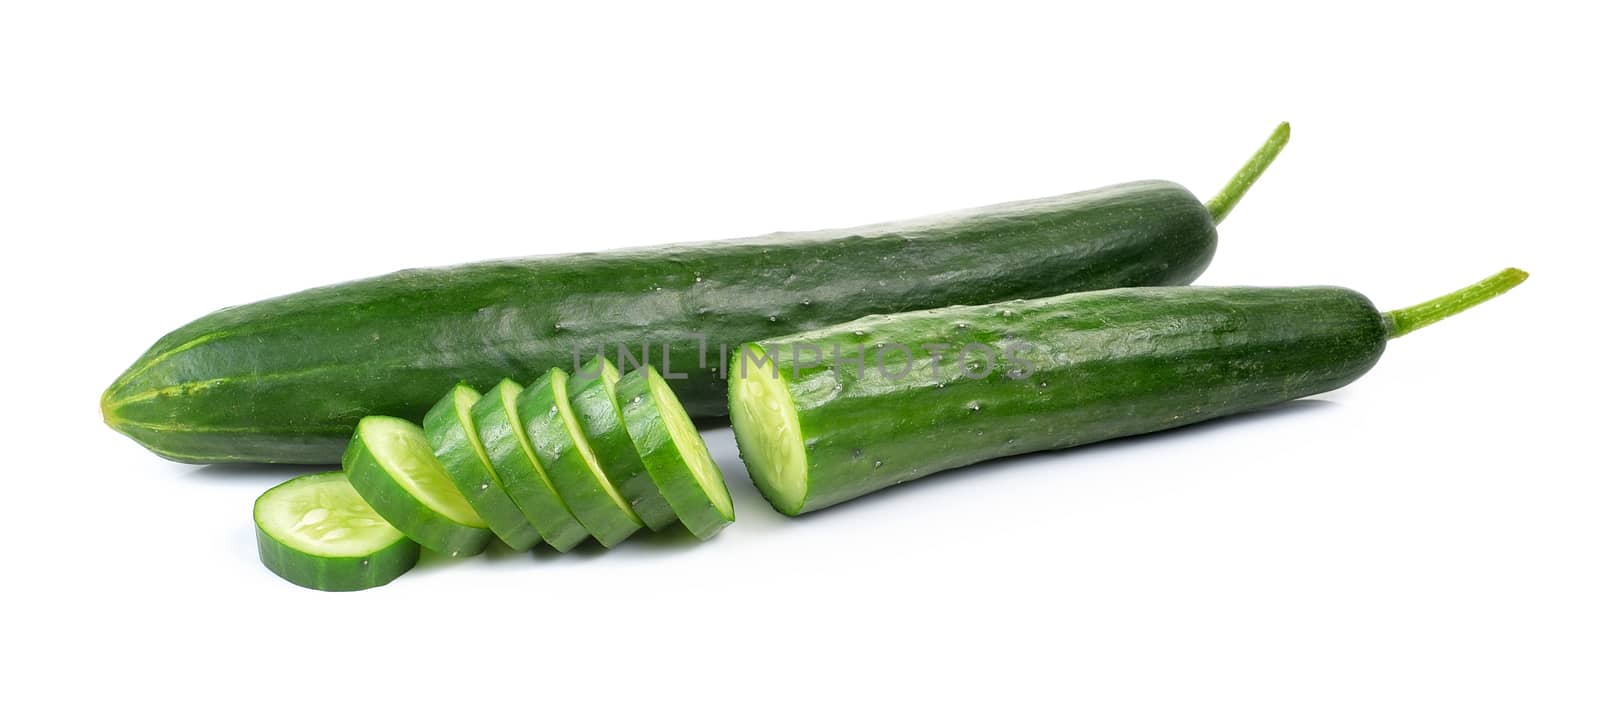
{"left": 568, "top": 357, "right": 677, "bottom": 531}
{"left": 255, "top": 472, "right": 420, "bottom": 591}
{"left": 618, "top": 366, "right": 734, "bottom": 540}
{"left": 519, "top": 368, "right": 643, "bottom": 548}
{"left": 472, "top": 378, "right": 589, "bottom": 552}
{"left": 343, "top": 416, "right": 492, "bottom": 556}
{"left": 424, "top": 384, "right": 540, "bottom": 551}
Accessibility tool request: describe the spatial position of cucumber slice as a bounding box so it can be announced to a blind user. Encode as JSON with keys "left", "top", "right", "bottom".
{"left": 727, "top": 344, "right": 808, "bottom": 514}
{"left": 424, "top": 384, "right": 540, "bottom": 551}
{"left": 568, "top": 357, "right": 677, "bottom": 531}
{"left": 519, "top": 368, "right": 643, "bottom": 548}
{"left": 472, "top": 378, "right": 589, "bottom": 552}
{"left": 343, "top": 416, "right": 492, "bottom": 556}
{"left": 617, "top": 366, "right": 734, "bottom": 540}
{"left": 255, "top": 472, "right": 420, "bottom": 591}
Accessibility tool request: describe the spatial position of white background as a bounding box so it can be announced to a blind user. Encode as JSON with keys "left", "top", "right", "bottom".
{"left": 2, "top": 2, "right": 1595, "bottom": 711}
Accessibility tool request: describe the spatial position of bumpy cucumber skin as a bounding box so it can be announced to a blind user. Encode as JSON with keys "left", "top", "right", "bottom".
{"left": 617, "top": 368, "right": 735, "bottom": 540}
{"left": 472, "top": 379, "right": 590, "bottom": 552}
{"left": 519, "top": 369, "right": 642, "bottom": 548}
{"left": 423, "top": 385, "right": 540, "bottom": 551}
{"left": 736, "top": 287, "right": 1388, "bottom": 515}
{"left": 343, "top": 426, "right": 494, "bottom": 556}
{"left": 254, "top": 472, "right": 421, "bottom": 592}
{"left": 102, "top": 181, "right": 1216, "bottom": 464}
{"left": 569, "top": 359, "right": 677, "bottom": 531}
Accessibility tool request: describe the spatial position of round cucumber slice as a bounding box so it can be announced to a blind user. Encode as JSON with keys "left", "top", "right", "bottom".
{"left": 520, "top": 368, "right": 643, "bottom": 548}
{"left": 343, "top": 416, "right": 492, "bottom": 556}
{"left": 568, "top": 357, "right": 677, "bottom": 531}
{"left": 727, "top": 344, "right": 809, "bottom": 515}
{"left": 424, "top": 384, "right": 540, "bottom": 551}
{"left": 472, "top": 378, "right": 589, "bottom": 552}
{"left": 617, "top": 366, "right": 734, "bottom": 540}
{"left": 255, "top": 471, "right": 420, "bottom": 591}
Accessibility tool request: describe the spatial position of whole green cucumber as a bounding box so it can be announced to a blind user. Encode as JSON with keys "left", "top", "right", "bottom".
{"left": 103, "top": 124, "right": 1289, "bottom": 464}
{"left": 729, "top": 269, "right": 1527, "bottom": 515}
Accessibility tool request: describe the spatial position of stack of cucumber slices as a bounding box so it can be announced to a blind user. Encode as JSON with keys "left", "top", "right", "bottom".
{"left": 254, "top": 358, "right": 735, "bottom": 591}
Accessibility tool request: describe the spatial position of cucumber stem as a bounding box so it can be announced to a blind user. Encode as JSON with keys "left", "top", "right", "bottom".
{"left": 1206, "top": 121, "right": 1291, "bottom": 225}
{"left": 1385, "top": 268, "right": 1528, "bottom": 338}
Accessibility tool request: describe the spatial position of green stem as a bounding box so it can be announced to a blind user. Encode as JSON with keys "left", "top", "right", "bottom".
{"left": 1205, "top": 121, "right": 1291, "bottom": 224}
{"left": 1385, "top": 268, "right": 1529, "bottom": 338}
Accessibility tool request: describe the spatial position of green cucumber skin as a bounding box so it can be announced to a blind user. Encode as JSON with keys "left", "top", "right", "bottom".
{"left": 519, "top": 370, "right": 642, "bottom": 548}
{"left": 255, "top": 523, "right": 420, "bottom": 592}
{"left": 471, "top": 379, "right": 590, "bottom": 552}
{"left": 102, "top": 181, "right": 1215, "bottom": 464}
{"left": 342, "top": 429, "right": 494, "bottom": 556}
{"left": 423, "top": 386, "right": 541, "bottom": 551}
{"left": 616, "top": 369, "right": 734, "bottom": 540}
{"left": 569, "top": 360, "right": 678, "bottom": 531}
{"left": 738, "top": 287, "right": 1388, "bottom": 515}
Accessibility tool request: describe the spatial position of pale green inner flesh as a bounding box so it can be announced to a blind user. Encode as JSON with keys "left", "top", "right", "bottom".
{"left": 728, "top": 345, "right": 806, "bottom": 513}
{"left": 554, "top": 370, "right": 639, "bottom": 521}
{"left": 453, "top": 386, "right": 503, "bottom": 486}
{"left": 256, "top": 472, "right": 405, "bottom": 557}
{"left": 650, "top": 368, "right": 735, "bottom": 517}
{"left": 363, "top": 417, "right": 486, "bottom": 528}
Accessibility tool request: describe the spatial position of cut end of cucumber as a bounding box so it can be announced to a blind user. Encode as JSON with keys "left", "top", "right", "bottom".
{"left": 255, "top": 472, "right": 407, "bottom": 558}
{"left": 552, "top": 369, "right": 640, "bottom": 521}
{"left": 649, "top": 368, "right": 734, "bottom": 519}
{"left": 729, "top": 345, "right": 807, "bottom": 515}
{"left": 358, "top": 416, "right": 486, "bottom": 528}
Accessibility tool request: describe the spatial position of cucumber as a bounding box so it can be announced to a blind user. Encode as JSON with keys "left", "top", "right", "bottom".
{"left": 423, "top": 384, "right": 540, "bottom": 551}
{"left": 254, "top": 472, "right": 421, "bottom": 591}
{"left": 471, "top": 378, "right": 589, "bottom": 552}
{"left": 102, "top": 124, "right": 1291, "bottom": 464}
{"left": 618, "top": 365, "right": 735, "bottom": 540}
{"left": 343, "top": 416, "right": 492, "bottom": 555}
{"left": 519, "top": 368, "right": 643, "bottom": 547}
{"left": 731, "top": 269, "right": 1528, "bottom": 515}
{"left": 568, "top": 357, "right": 677, "bottom": 531}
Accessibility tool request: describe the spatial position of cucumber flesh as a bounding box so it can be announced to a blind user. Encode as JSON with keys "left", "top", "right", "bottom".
{"left": 569, "top": 357, "right": 677, "bottom": 531}
{"left": 618, "top": 366, "right": 734, "bottom": 540}
{"left": 728, "top": 345, "right": 808, "bottom": 515}
{"left": 472, "top": 378, "right": 589, "bottom": 552}
{"left": 520, "top": 368, "right": 642, "bottom": 548}
{"left": 424, "top": 384, "right": 540, "bottom": 551}
{"left": 254, "top": 471, "right": 420, "bottom": 591}
{"left": 344, "top": 416, "right": 492, "bottom": 556}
